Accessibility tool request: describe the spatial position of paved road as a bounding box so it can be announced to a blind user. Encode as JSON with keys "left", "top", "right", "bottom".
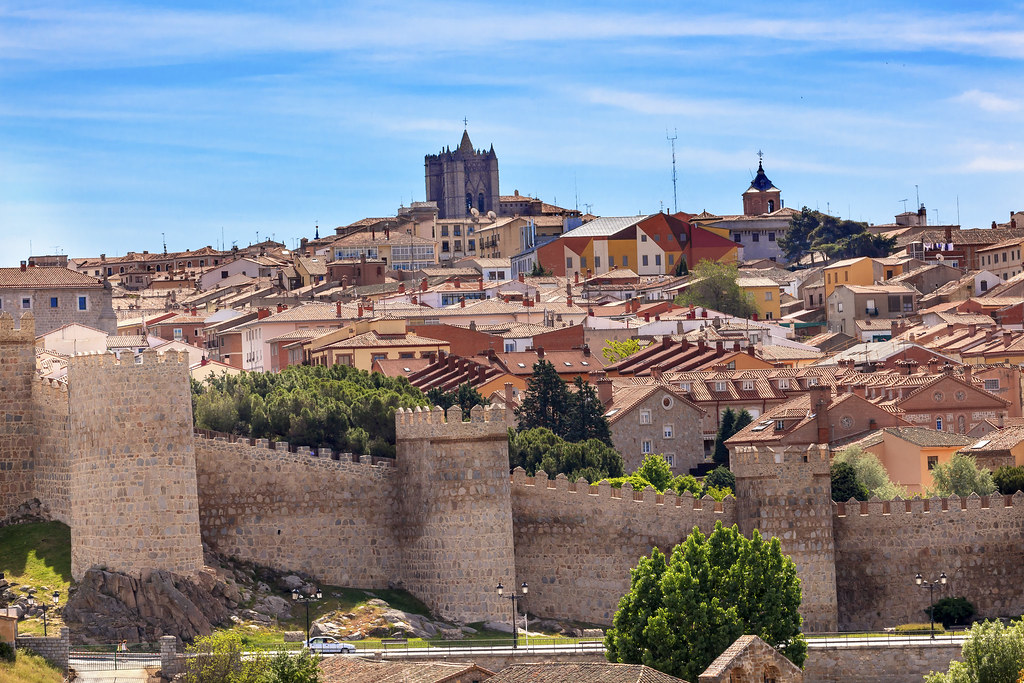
{"left": 73, "top": 671, "right": 152, "bottom": 682}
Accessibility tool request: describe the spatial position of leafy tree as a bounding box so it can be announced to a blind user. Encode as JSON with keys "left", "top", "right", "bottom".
{"left": 675, "top": 260, "right": 757, "bottom": 319}
{"left": 515, "top": 360, "right": 570, "bottom": 436}
{"left": 993, "top": 465, "right": 1024, "bottom": 495}
{"left": 925, "top": 619, "right": 1024, "bottom": 683}
{"left": 930, "top": 453, "right": 996, "bottom": 497}
{"left": 926, "top": 597, "right": 977, "bottom": 629}
{"left": 703, "top": 485, "right": 733, "bottom": 502}
{"left": 670, "top": 474, "right": 703, "bottom": 497}
{"left": 778, "top": 207, "right": 819, "bottom": 264}
{"left": 606, "top": 522, "right": 806, "bottom": 681}
{"left": 181, "top": 632, "right": 268, "bottom": 683}
{"left": 564, "top": 377, "right": 612, "bottom": 445}
{"left": 635, "top": 453, "right": 674, "bottom": 492}
{"left": 832, "top": 446, "right": 907, "bottom": 500}
{"left": 831, "top": 461, "right": 868, "bottom": 502}
{"left": 509, "top": 427, "right": 624, "bottom": 483}
{"left": 426, "top": 382, "right": 489, "bottom": 417}
{"left": 780, "top": 207, "right": 896, "bottom": 264}
{"left": 265, "top": 649, "right": 321, "bottom": 683}
{"left": 603, "top": 338, "right": 643, "bottom": 363}
{"left": 703, "top": 466, "right": 735, "bottom": 493}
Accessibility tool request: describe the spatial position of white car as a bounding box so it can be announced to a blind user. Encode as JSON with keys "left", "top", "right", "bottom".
{"left": 304, "top": 637, "right": 356, "bottom": 654}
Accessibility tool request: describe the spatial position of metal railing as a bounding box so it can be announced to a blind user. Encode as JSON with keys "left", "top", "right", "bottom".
{"left": 70, "top": 644, "right": 161, "bottom": 671}
{"left": 807, "top": 630, "right": 966, "bottom": 648}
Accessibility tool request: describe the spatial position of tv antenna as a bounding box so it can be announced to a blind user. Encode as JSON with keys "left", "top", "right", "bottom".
{"left": 900, "top": 199, "right": 908, "bottom": 213}
{"left": 666, "top": 128, "right": 678, "bottom": 213}
{"left": 915, "top": 184, "right": 920, "bottom": 210}
{"left": 162, "top": 232, "right": 167, "bottom": 255}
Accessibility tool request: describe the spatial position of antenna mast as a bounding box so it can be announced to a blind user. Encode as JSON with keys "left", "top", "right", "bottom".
{"left": 666, "top": 129, "right": 678, "bottom": 213}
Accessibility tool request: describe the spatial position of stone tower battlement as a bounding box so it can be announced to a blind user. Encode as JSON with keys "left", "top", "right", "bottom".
{"left": 0, "top": 312, "right": 36, "bottom": 521}
{"left": 395, "top": 404, "right": 508, "bottom": 440}
{"left": 0, "top": 310, "right": 34, "bottom": 340}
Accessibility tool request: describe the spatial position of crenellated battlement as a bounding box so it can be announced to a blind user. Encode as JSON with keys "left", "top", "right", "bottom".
{"left": 193, "top": 431, "right": 396, "bottom": 475}
{"left": 395, "top": 404, "right": 508, "bottom": 441}
{"left": 730, "top": 443, "right": 829, "bottom": 468}
{"left": 511, "top": 467, "right": 735, "bottom": 516}
{"left": 67, "top": 348, "right": 189, "bottom": 367}
{"left": 834, "top": 491, "right": 1024, "bottom": 519}
{"left": 0, "top": 311, "right": 34, "bottom": 340}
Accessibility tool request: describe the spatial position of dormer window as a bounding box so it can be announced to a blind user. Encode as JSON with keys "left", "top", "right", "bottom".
{"left": 715, "top": 381, "right": 727, "bottom": 392}
{"left": 742, "top": 380, "right": 754, "bottom": 391}
{"left": 775, "top": 420, "right": 785, "bottom": 431}
{"left": 778, "top": 379, "right": 790, "bottom": 389}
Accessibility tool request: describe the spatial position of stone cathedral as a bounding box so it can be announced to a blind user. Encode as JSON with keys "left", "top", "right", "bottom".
{"left": 424, "top": 129, "right": 500, "bottom": 219}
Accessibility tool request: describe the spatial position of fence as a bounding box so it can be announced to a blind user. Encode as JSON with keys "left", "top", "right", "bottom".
{"left": 69, "top": 643, "right": 161, "bottom": 671}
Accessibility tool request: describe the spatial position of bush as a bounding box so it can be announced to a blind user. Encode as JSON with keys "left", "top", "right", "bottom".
{"left": 993, "top": 466, "right": 1024, "bottom": 495}
{"left": 895, "top": 623, "right": 947, "bottom": 634}
{"left": 927, "top": 597, "right": 977, "bottom": 628}
{"left": 0, "top": 641, "right": 14, "bottom": 663}
{"left": 703, "top": 466, "right": 735, "bottom": 492}
{"left": 830, "top": 461, "right": 868, "bottom": 502}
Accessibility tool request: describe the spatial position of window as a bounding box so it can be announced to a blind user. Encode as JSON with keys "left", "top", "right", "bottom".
{"left": 765, "top": 291, "right": 773, "bottom": 300}
{"left": 478, "top": 192, "right": 485, "bottom": 212}
{"left": 622, "top": 255, "right": 628, "bottom": 266}
{"left": 752, "top": 232, "right": 760, "bottom": 242}
{"left": 775, "top": 420, "right": 785, "bottom": 431}
{"left": 837, "top": 302, "right": 843, "bottom": 313}
{"left": 641, "top": 234, "right": 648, "bottom": 242}
{"left": 642, "top": 255, "right": 649, "bottom": 266}
{"left": 768, "top": 231, "right": 776, "bottom": 241}
{"left": 680, "top": 382, "right": 691, "bottom": 392}
{"left": 778, "top": 378, "right": 790, "bottom": 389}
{"left": 664, "top": 454, "right": 675, "bottom": 466}
{"left": 767, "top": 200, "right": 775, "bottom": 212}
{"left": 441, "top": 226, "right": 449, "bottom": 237}
{"left": 886, "top": 270, "right": 894, "bottom": 279}
{"left": 903, "top": 296, "right": 914, "bottom": 312}
{"left": 173, "top": 328, "right": 183, "bottom": 340}
{"left": 567, "top": 257, "right": 573, "bottom": 269}
{"left": 641, "top": 440, "right": 652, "bottom": 454}
{"left": 654, "top": 254, "right": 662, "bottom": 266}
{"left": 442, "top": 241, "right": 450, "bottom": 252}
{"left": 936, "top": 417, "right": 943, "bottom": 431}
{"left": 742, "top": 380, "right": 754, "bottom": 391}
{"left": 888, "top": 295, "right": 900, "bottom": 312}
{"left": 20, "top": 297, "right": 31, "bottom": 309}
{"left": 78, "top": 296, "right": 87, "bottom": 311}
{"left": 504, "top": 342, "right": 515, "bottom": 352}
{"left": 733, "top": 233, "right": 742, "bottom": 243}
{"left": 927, "top": 455, "right": 939, "bottom": 471}
{"left": 984, "top": 379, "right": 1000, "bottom": 391}
{"left": 639, "top": 410, "right": 652, "bottom": 425}
{"left": 50, "top": 297, "right": 58, "bottom": 308}
{"left": 663, "top": 424, "right": 674, "bottom": 438}
{"left": 580, "top": 256, "right": 587, "bottom": 269}
{"left": 594, "top": 256, "right": 601, "bottom": 268}
{"left": 608, "top": 256, "right": 615, "bottom": 268}
{"left": 715, "top": 381, "right": 727, "bottom": 392}
{"left": 668, "top": 254, "right": 674, "bottom": 265}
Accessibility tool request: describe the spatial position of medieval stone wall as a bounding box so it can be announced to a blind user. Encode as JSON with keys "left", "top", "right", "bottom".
{"left": 395, "top": 405, "right": 514, "bottom": 624}
{"left": 0, "top": 312, "right": 35, "bottom": 522}
{"left": 803, "top": 641, "right": 961, "bottom": 683}
{"left": 67, "top": 350, "right": 203, "bottom": 580}
{"left": 194, "top": 435, "right": 398, "bottom": 588}
{"left": 834, "top": 493, "right": 1024, "bottom": 631}
{"left": 510, "top": 469, "right": 735, "bottom": 624}
{"left": 32, "top": 378, "right": 70, "bottom": 524}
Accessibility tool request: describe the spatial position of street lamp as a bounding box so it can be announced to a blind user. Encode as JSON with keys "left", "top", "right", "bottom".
{"left": 26, "top": 591, "right": 60, "bottom": 637}
{"left": 496, "top": 581, "right": 528, "bottom": 649}
{"left": 915, "top": 572, "right": 947, "bottom": 638}
{"left": 292, "top": 588, "right": 322, "bottom": 647}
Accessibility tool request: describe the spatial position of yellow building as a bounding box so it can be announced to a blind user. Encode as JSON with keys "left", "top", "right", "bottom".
{"left": 960, "top": 424, "right": 1024, "bottom": 469}
{"left": 823, "top": 257, "right": 882, "bottom": 300}
{"left": 736, "top": 276, "right": 781, "bottom": 321}
{"left": 856, "top": 427, "right": 974, "bottom": 495}
{"left": 474, "top": 217, "right": 529, "bottom": 259}
{"left": 302, "top": 318, "right": 450, "bottom": 371}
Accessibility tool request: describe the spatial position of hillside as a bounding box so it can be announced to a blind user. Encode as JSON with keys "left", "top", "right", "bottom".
{"left": 0, "top": 522, "right": 70, "bottom": 636}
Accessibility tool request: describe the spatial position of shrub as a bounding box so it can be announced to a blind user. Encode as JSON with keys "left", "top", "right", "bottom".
{"left": 703, "top": 466, "right": 735, "bottom": 492}
{"left": 927, "top": 597, "right": 977, "bottom": 628}
{"left": 993, "top": 466, "right": 1024, "bottom": 495}
{"left": 0, "top": 641, "right": 14, "bottom": 663}
{"left": 895, "top": 623, "right": 947, "bottom": 634}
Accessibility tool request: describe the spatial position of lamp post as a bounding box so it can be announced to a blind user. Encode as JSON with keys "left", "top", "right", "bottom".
{"left": 915, "top": 572, "right": 947, "bottom": 639}
{"left": 292, "top": 588, "right": 322, "bottom": 647}
{"left": 26, "top": 591, "right": 60, "bottom": 637}
{"left": 496, "top": 581, "right": 528, "bottom": 649}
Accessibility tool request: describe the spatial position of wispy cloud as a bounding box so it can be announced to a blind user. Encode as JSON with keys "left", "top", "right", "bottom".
{"left": 952, "top": 89, "right": 1022, "bottom": 113}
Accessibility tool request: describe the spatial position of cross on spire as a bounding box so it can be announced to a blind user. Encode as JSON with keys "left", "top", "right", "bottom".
{"left": 757, "top": 149, "right": 764, "bottom": 163}
{"left": 463, "top": 116, "right": 469, "bottom": 128}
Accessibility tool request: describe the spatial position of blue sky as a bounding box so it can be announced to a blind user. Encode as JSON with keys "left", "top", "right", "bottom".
{"left": 3, "top": 1, "right": 1024, "bottom": 265}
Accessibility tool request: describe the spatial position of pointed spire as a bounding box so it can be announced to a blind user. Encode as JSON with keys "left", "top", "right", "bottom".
{"left": 458, "top": 129, "right": 474, "bottom": 155}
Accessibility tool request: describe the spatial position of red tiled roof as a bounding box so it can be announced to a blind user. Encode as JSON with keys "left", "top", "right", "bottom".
{"left": 0, "top": 267, "right": 105, "bottom": 288}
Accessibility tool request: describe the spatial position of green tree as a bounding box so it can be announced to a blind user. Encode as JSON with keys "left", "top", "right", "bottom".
{"left": 564, "top": 377, "right": 612, "bottom": 445}
{"left": 926, "top": 597, "right": 977, "bottom": 629}
{"left": 930, "top": 453, "right": 997, "bottom": 497}
{"left": 603, "top": 338, "right": 642, "bottom": 363}
{"left": 925, "top": 619, "right": 1024, "bottom": 683}
{"left": 509, "top": 427, "right": 624, "bottom": 483}
{"left": 712, "top": 409, "right": 736, "bottom": 467}
{"left": 993, "top": 465, "right": 1024, "bottom": 495}
{"left": 515, "top": 360, "right": 570, "bottom": 436}
{"left": 704, "top": 466, "right": 735, "bottom": 493}
{"left": 181, "top": 632, "right": 268, "bottom": 683}
{"left": 427, "top": 383, "right": 490, "bottom": 417}
{"left": 778, "top": 207, "right": 819, "bottom": 264}
{"left": 673, "top": 257, "right": 689, "bottom": 276}
{"left": 606, "top": 522, "right": 806, "bottom": 681}
{"left": 830, "top": 461, "right": 868, "bottom": 502}
{"left": 780, "top": 208, "right": 896, "bottom": 263}
{"left": 675, "top": 260, "right": 757, "bottom": 319}
{"left": 635, "top": 453, "right": 674, "bottom": 492}
{"left": 265, "top": 649, "right": 321, "bottom": 683}
{"left": 529, "top": 262, "right": 552, "bottom": 277}
{"left": 832, "top": 446, "right": 907, "bottom": 500}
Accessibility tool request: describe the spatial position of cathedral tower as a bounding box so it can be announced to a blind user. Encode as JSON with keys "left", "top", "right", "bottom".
{"left": 425, "top": 130, "right": 500, "bottom": 219}
{"left": 742, "top": 155, "right": 783, "bottom": 216}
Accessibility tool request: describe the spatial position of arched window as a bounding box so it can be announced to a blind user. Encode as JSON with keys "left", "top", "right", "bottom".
{"left": 478, "top": 192, "right": 485, "bottom": 212}
{"left": 466, "top": 193, "right": 473, "bottom": 214}
{"left": 767, "top": 199, "right": 775, "bottom": 212}
{"left": 958, "top": 415, "right": 966, "bottom": 434}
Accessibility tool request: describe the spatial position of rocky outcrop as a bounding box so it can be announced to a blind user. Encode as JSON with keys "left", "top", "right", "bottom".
{"left": 62, "top": 567, "right": 239, "bottom": 644}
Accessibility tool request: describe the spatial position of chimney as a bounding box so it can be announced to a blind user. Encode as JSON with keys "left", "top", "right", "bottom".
{"left": 574, "top": 272, "right": 580, "bottom": 285}
{"left": 519, "top": 272, "right": 525, "bottom": 283}
{"left": 582, "top": 344, "right": 591, "bottom": 357}
{"left": 277, "top": 304, "right": 284, "bottom": 313}
{"left": 257, "top": 307, "right": 271, "bottom": 320}
{"left": 644, "top": 313, "right": 650, "bottom": 322}
{"left": 100, "top": 254, "right": 106, "bottom": 263}
{"left": 412, "top": 295, "right": 418, "bottom": 305}
{"left": 478, "top": 277, "right": 484, "bottom": 291}
{"left": 715, "top": 341, "right": 724, "bottom": 354}
{"left": 733, "top": 341, "right": 741, "bottom": 352}
{"left": 698, "top": 339, "right": 707, "bottom": 352}
{"left": 747, "top": 344, "right": 755, "bottom": 356}
{"left": 963, "top": 365, "right": 973, "bottom": 383}
{"left": 1004, "top": 331, "right": 1013, "bottom": 346}
{"left": 652, "top": 365, "right": 663, "bottom": 381}
{"left": 336, "top": 302, "right": 342, "bottom": 317}
{"left": 201, "top": 357, "right": 209, "bottom": 366}
{"left": 927, "top": 357, "right": 939, "bottom": 375}
{"left": 421, "top": 277, "right": 428, "bottom": 292}
{"left": 454, "top": 279, "right": 461, "bottom": 288}
{"left": 398, "top": 282, "right": 406, "bottom": 294}
{"left": 701, "top": 310, "right": 708, "bottom": 318}
{"left": 588, "top": 307, "right": 595, "bottom": 317}
{"left": 567, "top": 295, "right": 573, "bottom": 307}
{"left": 358, "top": 304, "right": 364, "bottom": 317}
{"left": 536, "top": 346, "right": 545, "bottom": 358}
{"left": 809, "top": 385, "right": 831, "bottom": 443}
{"left": 751, "top": 313, "right": 759, "bottom": 321}
{"left": 19, "top": 261, "right": 26, "bottom": 271}
{"left": 596, "top": 374, "right": 613, "bottom": 406}
{"left": 968, "top": 323, "right": 977, "bottom": 336}
{"left": 504, "top": 382, "right": 515, "bottom": 416}
{"left": 890, "top": 320, "right": 900, "bottom": 337}
{"left": 945, "top": 226, "right": 952, "bottom": 242}
{"left": 460, "top": 297, "right": 466, "bottom": 308}
{"left": 852, "top": 384, "right": 865, "bottom": 398}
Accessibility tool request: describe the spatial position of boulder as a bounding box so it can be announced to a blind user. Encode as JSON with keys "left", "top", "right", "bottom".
{"left": 439, "top": 627, "right": 463, "bottom": 640}
{"left": 582, "top": 628, "right": 605, "bottom": 638}
{"left": 282, "top": 631, "right": 305, "bottom": 643}
{"left": 256, "top": 595, "right": 292, "bottom": 620}
{"left": 484, "top": 620, "right": 514, "bottom": 634}
{"left": 277, "top": 575, "right": 305, "bottom": 591}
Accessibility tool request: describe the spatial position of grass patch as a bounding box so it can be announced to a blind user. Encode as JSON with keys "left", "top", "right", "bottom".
{"left": 0, "top": 521, "right": 71, "bottom": 636}
{"left": 0, "top": 649, "right": 65, "bottom": 683}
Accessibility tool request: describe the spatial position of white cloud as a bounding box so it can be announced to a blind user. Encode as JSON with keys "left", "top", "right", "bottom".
{"left": 952, "top": 89, "right": 1022, "bottom": 113}
{"left": 961, "top": 155, "right": 1024, "bottom": 172}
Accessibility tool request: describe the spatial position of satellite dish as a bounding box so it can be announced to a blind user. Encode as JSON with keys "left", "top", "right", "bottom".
{"left": 470, "top": 208, "right": 480, "bottom": 217}
{"left": 487, "top": 210, "right": 497, "bottom": 220}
